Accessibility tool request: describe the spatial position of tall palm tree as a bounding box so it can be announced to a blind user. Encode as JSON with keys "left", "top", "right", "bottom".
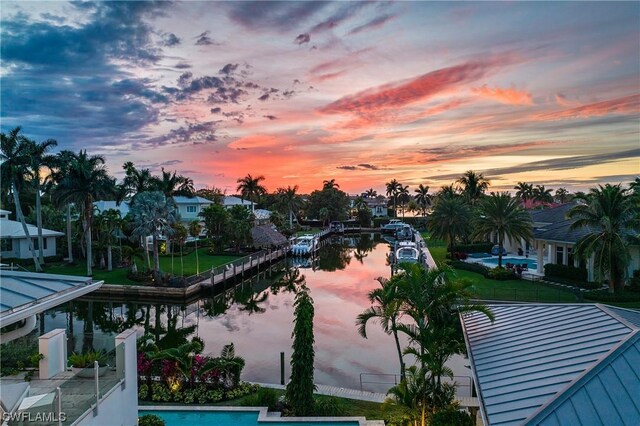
{"left": 427, "top": 197, "right": 471, "bottom": 260}
{"left": 95, "top": 208, "right": 121, "bottom": 271}
{"left": 236, "top": 174, "right": 266, "bottom": 212}
{"left": 555, "top": 187, "right": 570, "bottom": 203}
{"left": 52, "top": 150, "right": 78, "bottom": 264}
{"left": 276, "top": 185, "right": 300, "bottom": 228}
{"left": 152, "top": 168, "right": 195, "bottom": 198}
{"left": 414, "top": 184, "right": 432, "bottom": 216}
{"left": 54, "top": 151, "right": 115, "bottom": 275}
{"left": 457, "top": 170, "right": 489, "bottom": 204}
{"left": 472, "top": 192, "right": 533, "bottom": 268}
{"left": 567, "top": 184, "right": 638, "bottom": 293}
{"left": 532, "top": 185, "right": 554, "bottom": 204}
{"left": 322, "top": 179, "right": 340, "bottom": 190}
{"left": 353, "top": 195, "right": 367, "bottom": 211}
{"left": 188, "top": 220, "right": 202, "bottom": 275}
{"left": 364, "top": 188, "right": 377, "bottom": 198}
{"left": 436, "top": 184, "right": 458, "bottom": 200}
{"left": 130, "top": 191, "right": 179, "bottom": 282}
{"left": 514, "top": 182, "right": 533, "bottom": 203}
{"left": 0, "top": 127, "right": 42, "bottom": 271}
{"left": 386, "top": 179, "right": 401, "bottom": 217}
{"left": 357, "top": 276, "right": 406, "bottom": 380}
{"left": 122, "top": 161, "right": 154, "bottom": 199}
{"left": 26, "top": 137, "right": 58, "bottom": 264}
{"left": 398, "top": 185, "right": 410, "bottom": 219}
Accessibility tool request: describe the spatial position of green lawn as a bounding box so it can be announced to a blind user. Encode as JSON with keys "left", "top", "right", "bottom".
{"left": 422, "top": 233, "right": 577, "bottom": 303}
{"left": 34, "top": 249, "right": 241, "bottom": 285}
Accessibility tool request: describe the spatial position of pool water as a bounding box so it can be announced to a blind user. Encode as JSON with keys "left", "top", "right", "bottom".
{"left": 482, "top": 257, "right": 537, "bottom": 269}
{"left": 468, "top": 253, "right": 491, "bottom": 259}
{"left": 139, "top": 410, "right": 359, "bottom": 426}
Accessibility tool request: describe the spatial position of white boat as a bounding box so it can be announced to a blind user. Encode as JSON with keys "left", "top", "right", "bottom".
{"left": 290, "top": 235, "right": 318, "bottom": 256}
{"left": 394, "top": 241, "right": 422, "bottom": 263}
{"left": 395, "top": 224, "right": 414, "bottom": 241}
{"left": 381, "top": 219, "right": 407, "bottom": 233}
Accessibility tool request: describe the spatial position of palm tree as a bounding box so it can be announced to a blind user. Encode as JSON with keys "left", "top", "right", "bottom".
{"left": 130, "top": 191, "right": 179, "bottom": 282}
{"left": 414, "top": 184, "right": 432, "bottom": 216}
{"left": 236, "top": 174, "right": 266, "bottom": 212}
{"left": 0, "top": 127, "right": 42, "bottom": 271}
{"left": 188, "top": 220, "right": 203, "bottom": 275}
{"left": 398, "top": 185, "right": 410, "bottom": 219}
{"left": 322, "top": 179, "right": 340, "bottom": 190}
{"left": 353, "top": 195, "right": 367, "bottom": 211}
{"left": 427, "top": 197, "right": 471, "bottom": 260}
{"left": 514, "top": 182, "right": 533, "bottom": 203}
{"left": 567, "top": 184, "right": 638, "bottom": 293}
{"left": 319, "top": 207, "right": 330, "bottom": 227}
{"left": 96, "top": 208, "right": 121, "bottom": 271}
{"left": 555, "top": 187, "right": 570, "bottom": 203}
{"left": 357, "top": 276, "right": 406, "bottom": 380}
{"left": 152, "top": 168, "right": 195, "bottom": 198}
{"left": 53, "top": 150, "right": 115, "bottom": 276}
{"left": 532, "top": 185, "right": 554, "bottom": 204}
{"left": 52, "top": 150, "right": 79, "bottom": 264}
{"left": 457, "top": 170, "right": 489, "bottom": 204}
{"left": 26, "top": 137, "right": 58, "bottom": 264}
{"left": 472, "top": 192, "right": 533, "bottom": 268}
{"left": 386, "top": 179, "right": 401, "bottom": 217}
{"left": 364, "top": 188, "right": 377, "bottom": 198}
{"left": 276, "top": 185, "right": 300, "bottom": 228}
{"left": 122, "top": 161, "right": 154, "bottom": 199}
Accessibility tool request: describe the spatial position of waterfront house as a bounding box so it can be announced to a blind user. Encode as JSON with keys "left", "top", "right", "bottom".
{"left": 0, "top": 210, "right": 64, "bottom": 260}
{"left": 461, "top": 304, "right": 640, "bottom": 425}
{"left": 173, "top": 195, "right": 214, "bottom": 223}
{"left": 0, "top": 271, "right": 138, "bottom": 425}
{"left": 223, "top": 195, "right": 256, "bottom": 211}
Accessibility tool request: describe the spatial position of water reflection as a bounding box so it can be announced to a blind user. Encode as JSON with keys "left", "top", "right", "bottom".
{"left": 39, "top": 235, "right": 468, "bottom": 393}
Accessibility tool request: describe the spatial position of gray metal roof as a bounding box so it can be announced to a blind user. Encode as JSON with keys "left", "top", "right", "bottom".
{"left": 0, "top": 271, "right": 103, "bottom": 327}
{"left": 461, "top": 304, "right": 639, "bottom": 426}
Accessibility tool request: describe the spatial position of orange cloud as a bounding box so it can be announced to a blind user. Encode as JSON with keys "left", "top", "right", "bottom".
{"left": 536, "top": 94, "right": 640, "bottom": 120}
{"left": 319, "top": 58, "right": 511, "bottom": 115}
{"left": 471, "top": 85, "right": 533, "bottom": 105}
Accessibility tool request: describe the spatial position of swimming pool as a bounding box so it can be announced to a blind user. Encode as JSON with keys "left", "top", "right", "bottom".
{"left": 481, "top": 257, "right": 537, "bottom": 269}
{"left": 139, "top": 408, "right": 362, "bottom": 426}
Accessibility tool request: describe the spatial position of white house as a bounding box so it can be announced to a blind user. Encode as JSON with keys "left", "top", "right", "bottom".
{"left": 173, "top": 195, "right": 214, "bottom": 223}
{"left": 0, "top": 210, "right": 64, "bottom": 260}
{"left": 93, "top": 200, "right": 130, "bottom": 217}
{"left": 223, "top": 196, "right": 256, "bottom": 210}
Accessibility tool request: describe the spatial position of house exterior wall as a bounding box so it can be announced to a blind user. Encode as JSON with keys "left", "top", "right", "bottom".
{"left": 4, "top": 237, "right": 59, "bottom": 259}
{"left": 627, "top": 246, "right": 640, "bottom": 278}
{"left": 176, "top": 203, "right": 206, "bottom": 222}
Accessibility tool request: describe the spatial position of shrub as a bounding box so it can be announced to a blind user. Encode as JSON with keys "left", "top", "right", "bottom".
{"left": 452, "top": 242, "right": 493, "bottom": 254}
{"left": 127, "top": 270, "right": 152, "bottom": 283}
{"left": 628, "top": 270, "right": 640, "bottom": 293}
{"left": 584, "top": 289, "right": 640, "bottom": 303}
{"left": 151, "top": 383, "right": 172, "bottom": 402}
{"left": 241, "top": 387, "right": 278, "bottom": 411}
{"left": 138, "top": 384, "right": 148, "bottom": 400}
{"left": 430, "top": 409, "right": 474, "bottom": 426}
{"left": 453, "top": 252, "right": 468, "bottom": 260}
{"left": 139, "top": 414, "right": 166, "bottom": 426}
{"left": 487, "top": 267, "right": 517, "bottom": 281}
{"left": 68, "top": 351, "right": 108, "bottom": 368}
{"left": 313, "top": 396, "right": 347, "bottom": 416}
{"left": 450, "top": 260, "right": 489, "bottom": 277}
{"left": 544, "top": 264, "right": 588, "bottom": 283}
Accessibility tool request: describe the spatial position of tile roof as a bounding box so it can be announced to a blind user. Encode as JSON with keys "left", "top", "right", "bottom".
{"left": 461, "top": 304, "right": 639, "bottom": 426}
{"left": 530, "top": 203, "right": 576, "bottom": 225}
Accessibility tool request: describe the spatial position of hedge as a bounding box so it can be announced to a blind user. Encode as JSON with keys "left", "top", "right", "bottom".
{"left": 544, "top": 264, "right": 588, "bottom": 283}
{"left": 452, "top": 242, "right": 493, "bottom": 254}
{"left": 583, "top": 289, "right": 640, "bottom": 303}
{"left": 450, "top": 260, "right": 490, "bottom": 277}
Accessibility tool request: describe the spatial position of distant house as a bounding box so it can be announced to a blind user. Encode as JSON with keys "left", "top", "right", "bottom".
{"left": 223, "top": 196, "right": 256, "bottom": 210}
{"left": 94, "top": 200, "right": 130, "bottom": 217}
{"left": 0, "top": 210, "right": 64, "bottom": 260}
{"left": 461, "top": 304, "right": 640, "bottom": 425}
{"left": 348, "top": 195, "right": 389, "bottom": 217}
{"left": 173, "top": 195, "right": 214, "bottom": 223}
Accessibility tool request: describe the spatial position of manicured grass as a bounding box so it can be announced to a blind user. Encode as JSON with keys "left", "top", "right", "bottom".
{"left": 34, "top": 248, "right": 241, "bottom": 285}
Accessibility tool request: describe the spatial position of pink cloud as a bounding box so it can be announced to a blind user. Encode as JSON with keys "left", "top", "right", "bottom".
{"left": 471, "top": 85, "right": 533, "bottom": 105}
{"left": 536, "top": 94, "right": 640, "bottom": 120}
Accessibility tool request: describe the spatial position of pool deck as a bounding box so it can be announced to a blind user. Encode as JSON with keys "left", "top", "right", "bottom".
{"left": 465, "top": 254, "right": 546, "bottom": 278}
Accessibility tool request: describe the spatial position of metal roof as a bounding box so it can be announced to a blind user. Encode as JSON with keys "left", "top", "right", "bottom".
{"left": 0, "top": 271, "right": 103, "bottom": 327}
{"left": 461, "top": 304, "right": 639, "bottom": 426}
{"left": 0, "top": 218, "right": 64, "bottom": 239}
{"left": 173, "top": 195, "right": 214, "bottom": 204}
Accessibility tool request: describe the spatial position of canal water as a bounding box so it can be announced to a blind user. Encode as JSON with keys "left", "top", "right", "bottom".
{"left": 39, "top": 234, "right": 471, "bottom": 394}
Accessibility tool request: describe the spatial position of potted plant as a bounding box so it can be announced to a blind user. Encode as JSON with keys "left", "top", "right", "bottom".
{"left": 69, "top": 351, "right": 109, "bottom": 377}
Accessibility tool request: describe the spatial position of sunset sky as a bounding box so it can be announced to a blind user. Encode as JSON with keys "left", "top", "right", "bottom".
{"left": 2, "top": 1, "right": 639, "bottom": 194}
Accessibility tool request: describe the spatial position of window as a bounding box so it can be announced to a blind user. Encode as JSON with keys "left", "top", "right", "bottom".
{"left": 186, "top": 205, "right": 197, "bottom": 213}
{"left": 31, "top": 238, "right": 47, "bottom": 250}
{"left": 556, "top": 246, "right": 564, "bottom": 265}
{"left": 0, "top": 238, "right": 11, "bottom": 251}
{"left": 567, "top": 247, "right": 574, "bottom": 266}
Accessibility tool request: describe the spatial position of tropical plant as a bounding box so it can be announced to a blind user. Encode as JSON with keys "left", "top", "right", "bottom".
{"left": 26, "top": 137, "right": 58, "bottom": 264}
{"left": 472, "top": 192, "right": 533, "bottom": 268}
{"left": 306, "top": 186, "right": 350, "bottom": 223}
{"left": 364, "top": 188, "right": 377, "bottom": 198}
{"left": 95, "top": 208, "right": 122, "bottom": 271}
{"left": 414, "top": 184, "right": 432, "bottom": 216}
{"left": 130, "top": 191, "right": 179, "bottom": 281}
{"left": 532, "top": 184, "right": 554, "bottom": 204}
{"left": 0, "top": 127, "right": 42, "bottom": 271}
{"left": 457, "top": 170, "right": 489, "bottom": 204}
{"left": 322, "top": 179, "right": 340, "bottom": 190}
{"left": 69, "top": 350, "right": 108, "bottom": 368}
{"left": 567, "top": 184, "right": 639, "bottom": 293}
{"left": 554, "top": 187, "right": 571, "bottom": 203}
{"left": 236, "top": 174, "right": 266, "bottom": 212}
{"left": 356, "top": 276, "right": 405, "bottom": 380}
{"left": 226, "top": 205, "right": 253, "bottom": 252}
{"left": 386, "top": 179, "right": 401, "bottom": 217}
{"left": 276, "top": 185, "right": 300, "bottom": 228}
{"left": 427, "top": 197, "right": 471, "bottom": 260}
{"left": 122, "top": 161, "right": 155, "bottom": 199}
{"left": 286, "top": 286, "right": 316, "bottom": 416}
{"left": 514, "top": 182, "right": 533, "bottom": 203}
{"left": 188, "top": 220, "right": 202, "bottom": 275}
{"left": 436, "top": 184, "right": 458, "bottom": 200}
{"left": 53, "top": 150, "right": 115, "bottom": 275}
{"left": 353, "top": 195, "right": 367, "bottom": 211}
{"left": 152, "top": 167, "right": 195, "bottom": 198}
{"left": 398, "top": 185, "right": 411, "bottom": 218}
